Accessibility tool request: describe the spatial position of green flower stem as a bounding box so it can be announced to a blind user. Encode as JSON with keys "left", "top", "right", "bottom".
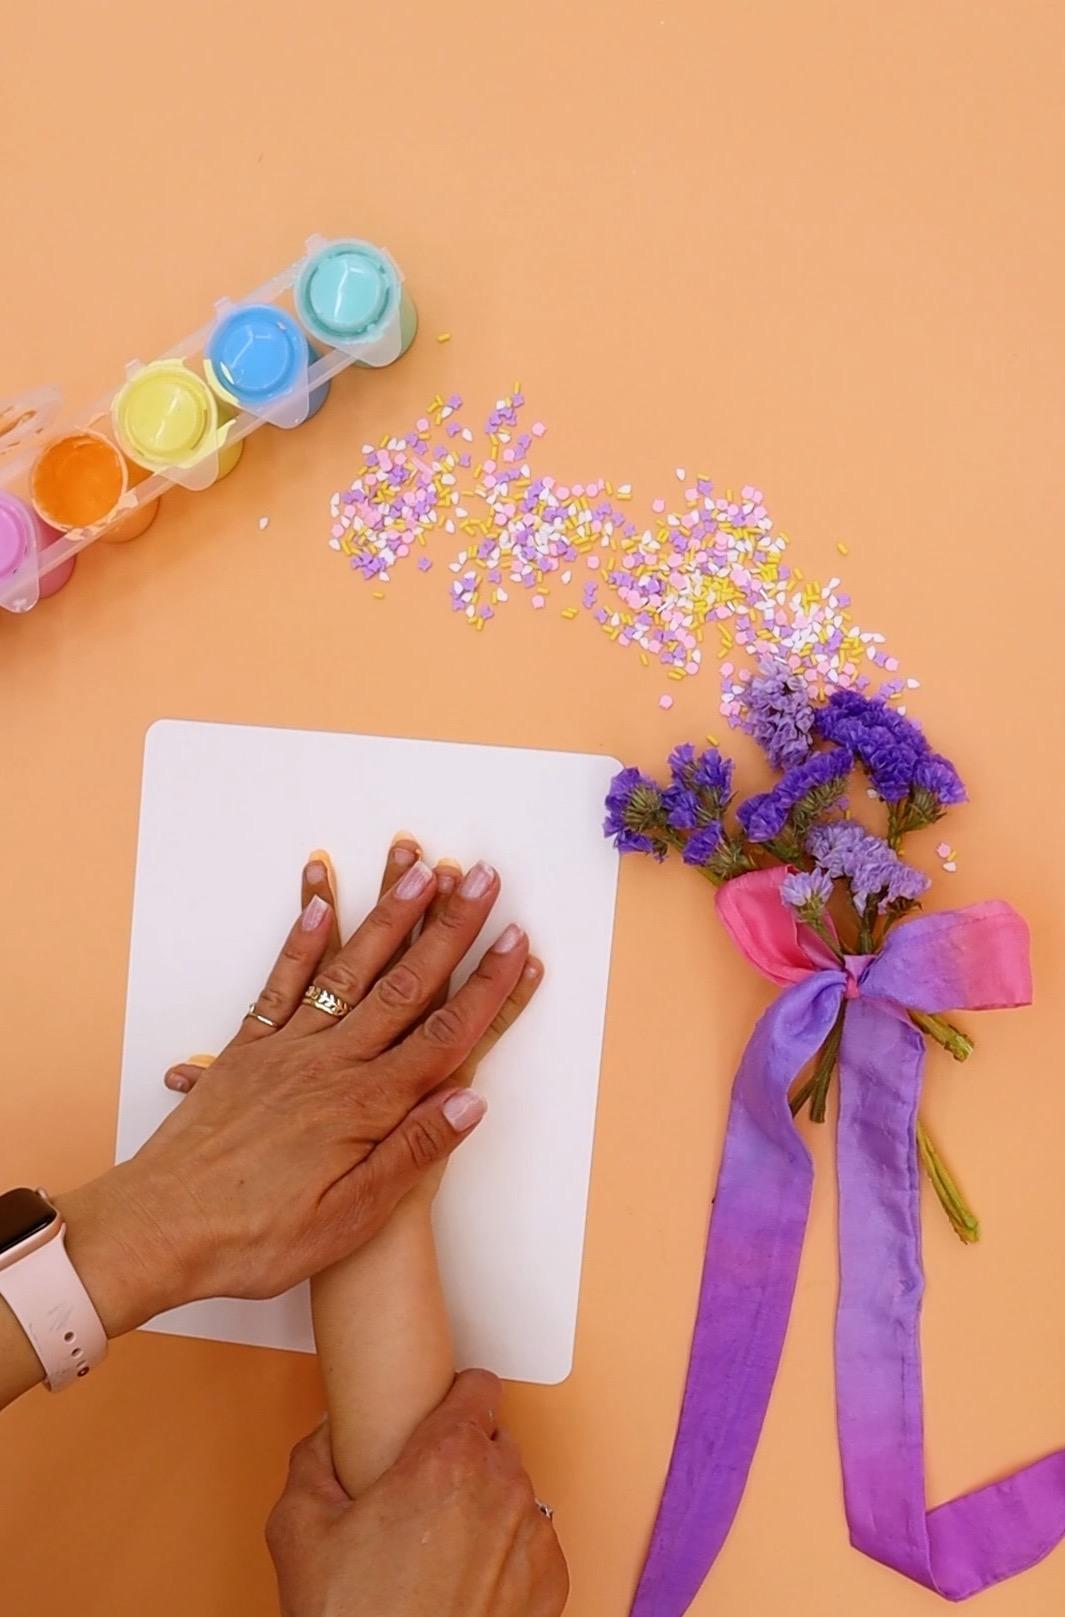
{"left": 909, "top": 1010, "right": 974, "bottom": 1062}
{"left": 807, "top": 915, "right": 844, "bottom": 961}
{"left": 809, "top": 1009, "right": 844, "bottom": 1123}
{"left": 916, "top": 1119, "right": 980, "bottom": 1244}
{"left": 789, "top": 1072, "right": 817, "bottom": 1117}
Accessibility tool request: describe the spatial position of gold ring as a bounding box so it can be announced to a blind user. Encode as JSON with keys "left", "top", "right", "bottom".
{"left": 302, "top": 984, "right": 354, "bottom": 1020}
{"left": 245, "top": 1004, "right": 280, "bottom": 1029}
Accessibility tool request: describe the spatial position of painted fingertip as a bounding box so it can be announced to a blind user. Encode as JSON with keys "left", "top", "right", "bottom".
{"left": 304, "top": 859, "right": 328, "bottom": 884}
{"left": 435, "top": 867, "right": 459, "bottom": 895}
{"left": 490, "top": 923, "right": 524, "bottom": 954}
{"left": 522, "top": 958, "right": 543, "bottom": 981}
{"left": 391, "top": 844, "right": 418, "bottom": 869}
{"left": 166, "top": 1073, "right": 191, "bottom": 1093}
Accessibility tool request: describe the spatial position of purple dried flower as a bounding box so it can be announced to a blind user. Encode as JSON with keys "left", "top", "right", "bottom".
{"left": 913, "top": 752, "right": 967, "bottom": 806}
{"left": 806, "top": 821, "right": 930, "bottom": 912}
{"left": 681, "top": 821, "right": 724, "bottom": 867}
{"left": 736, "top": 747, "right": 853, "bottom": 843}
{"left": 663, "top": 784, "right": 701, "bottom": 830}
{"left": 744, "top": 661, "right": 816, "bottom": 770}
{"left": 816, "top": 690, "right": 964, "bottom": 808}
{"left": 737, "top": 790, "right": 792, "bottom": 843}
{"left": 603, "top": 767, "right": 667, "bottom": 859}
{"left": 779, "top": 867, "right": 835, "bottom": 918}
{"left": 668, "top": 743, "right": 734, "bottom": 806}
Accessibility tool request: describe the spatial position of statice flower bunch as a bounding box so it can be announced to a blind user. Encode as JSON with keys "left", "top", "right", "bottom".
{"left": 604, "top": 671, "right": 979, "bottom": 1237}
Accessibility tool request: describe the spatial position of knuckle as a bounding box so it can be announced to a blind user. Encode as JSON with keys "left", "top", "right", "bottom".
{"left": 375, "top": 964, "right": 422, "bottom": 1010}
{"left": 435, "top": 903, "right": 466, "bottom": 934}
{"left": 257, "top": 983, "right": 289, "bottom": 1014}
{"left": 422, "top": 1002, "right": 466, "bottom": 1049}
{"left": 318, "top": 960, "right": 364, "bottom": 1003}
{"left": 281, "top": 939, "right": 308, "bottom": 966}
{"left": 487, "top": 1002, "right": 516, "bottom": 1040}
{"left": 402, "top": 1115, "right": 444, "bottom": 1173}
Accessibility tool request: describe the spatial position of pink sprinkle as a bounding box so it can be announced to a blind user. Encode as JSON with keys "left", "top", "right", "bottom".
{"left": 652, "top": 498, "right": 665, "bottom": 513}
{"left": 658, "top": 694, "right": 674, "bottom": 710}
{"left": 936, "top": 841, "right": 951, "bottom": 858}
{"left": 532, "top": 594, "right": 546, "bottom": 609}
{"left": 531, "top": 422, "right": 546, "bottom": 437}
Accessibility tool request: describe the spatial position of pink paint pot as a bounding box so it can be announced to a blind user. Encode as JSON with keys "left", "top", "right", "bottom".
{"left": 0, "top": 489, "right": 76, "bottom": 603}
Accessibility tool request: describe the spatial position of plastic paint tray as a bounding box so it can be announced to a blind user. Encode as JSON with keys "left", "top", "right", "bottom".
{"left": 0, "top": 235, "right": 416, "bottom": 614}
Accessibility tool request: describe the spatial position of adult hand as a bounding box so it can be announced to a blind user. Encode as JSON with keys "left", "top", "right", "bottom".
{"left": 57, "top": 842, "right": 534, "bottom": 1339}
{"left": 267, "top": 1371, "right": 569, "bottom": 1617}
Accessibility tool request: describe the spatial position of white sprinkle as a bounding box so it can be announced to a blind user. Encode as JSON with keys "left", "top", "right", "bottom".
{"left": 258, "top": 516, "right": 270, "bottom": 530}
{"left": 328, "top": 538, "right": 342, "bottom": 551}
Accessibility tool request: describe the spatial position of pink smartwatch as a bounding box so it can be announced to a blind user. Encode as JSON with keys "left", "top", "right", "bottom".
{"left": 0, "top": 1187, "right": 107, "bottom": 1391}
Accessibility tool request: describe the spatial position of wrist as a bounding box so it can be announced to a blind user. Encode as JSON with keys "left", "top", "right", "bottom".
{"left": 54, "top": 1163, "right": 195, "bottom": 1340}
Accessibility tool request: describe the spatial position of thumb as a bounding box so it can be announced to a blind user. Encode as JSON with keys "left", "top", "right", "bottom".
{"left": 363, "top": 1086, "right": 487, "bottom": 1211}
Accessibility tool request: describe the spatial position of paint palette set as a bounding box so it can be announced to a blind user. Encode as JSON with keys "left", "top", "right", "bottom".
{"left": 0, "top": 236, "right": 416, "bottom": 614}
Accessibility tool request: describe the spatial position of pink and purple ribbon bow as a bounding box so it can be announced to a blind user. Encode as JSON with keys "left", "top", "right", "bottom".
{"left": 631, "top": 868, "right": 1060, "bottom": 1612}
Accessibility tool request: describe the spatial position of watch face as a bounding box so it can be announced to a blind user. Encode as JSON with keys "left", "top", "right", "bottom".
{"left": 0, "top": 1188, "right": 58, "bottom": 1255}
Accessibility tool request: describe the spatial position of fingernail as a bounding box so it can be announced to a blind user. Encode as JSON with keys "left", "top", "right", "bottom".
{"left": 167, "top": 1074, "right": 190, "bottom": 1093}
{"left": 523, "top": 959, "right": 542, "bottom": 980}
{"left": 491, "top": 923, "right": 524, "bottom": 954}
{"left": 443, "top": 1090, "right": 487, "bottom": 1132}
{"left": 305, "top": 860, "right": 327, "bottom": 885}
{"left": 460, "top": 861, "right": 495, "bottom": 899}
{"left": 396, "top": 859, "right": 432, "bottom": 900}
{"left": 300, "top": 895, "right": 331, "bottom": 932}
{"left": 392, "top": 844, "right": 417, "bottom": 869}
{"left": 436, "top": 868, "right": 458, "bottom": 895}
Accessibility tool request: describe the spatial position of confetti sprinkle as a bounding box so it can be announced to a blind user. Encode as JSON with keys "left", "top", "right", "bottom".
{"left": 258, "top": 516, "right": 270, "bottom": 530}
{"left": 437, "top": 333, "right": 452, "bottom": 343}
{"left": 327, "top": 390, "right": 908, "bottom": 728}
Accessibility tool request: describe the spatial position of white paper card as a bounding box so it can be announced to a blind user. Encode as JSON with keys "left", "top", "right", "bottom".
{"left": 116, "top": 720, "right": 620, "bottom": 1384}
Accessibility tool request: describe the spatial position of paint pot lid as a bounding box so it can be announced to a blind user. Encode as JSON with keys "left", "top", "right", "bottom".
{"left": 117, "top": 365, "right": 210, "bottom": 460}
{"left": 206, "top": 305, "right": 307, "bottom": 403}
{"left": 0, "top": 492, "right": 34, "bottom": 579}
{"left": 297, "top": 242, "right": 394, "bottom": 343}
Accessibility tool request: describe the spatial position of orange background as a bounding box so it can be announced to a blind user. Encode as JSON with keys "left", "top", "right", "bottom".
{"left": 2, "top": 3, "right": 1064, "bottom": 1614}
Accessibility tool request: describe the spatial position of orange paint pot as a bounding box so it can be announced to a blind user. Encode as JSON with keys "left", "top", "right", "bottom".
{"left": 30, "top": 429, "right": 160, "bottom": 543}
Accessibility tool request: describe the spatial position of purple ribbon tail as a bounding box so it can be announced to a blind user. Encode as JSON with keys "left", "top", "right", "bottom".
{"left": 836, "top": 996, "right": 1065, "bottom": 1600}
{"left": 629, "top": 973, "right": 845, "bottom": 1617}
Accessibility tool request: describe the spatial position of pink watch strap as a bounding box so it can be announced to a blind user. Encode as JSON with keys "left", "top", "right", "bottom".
{"left": 0, "top": 1230, "right": 107, "bottom": 1390}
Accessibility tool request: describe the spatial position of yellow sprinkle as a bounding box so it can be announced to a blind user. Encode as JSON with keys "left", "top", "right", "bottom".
{"left": 436, "top": 332, "right": 452, "bottom": 343}
{"left": 706, "top": 734, "right": 719, "bottom": 745}
{"left": 372, "top": 591, "right": 385, "bottom": 600}
{"left": 640, "top": 652, "right": 649, "bottom": 667}
{"left": 562, "top": 607, "right": 578, "bottom": 620}
{"left": 837, "top": 541, "right": 849, "bottom": 556}
{"left": 668, "top": 668, "right": 684, "bottom": 681}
